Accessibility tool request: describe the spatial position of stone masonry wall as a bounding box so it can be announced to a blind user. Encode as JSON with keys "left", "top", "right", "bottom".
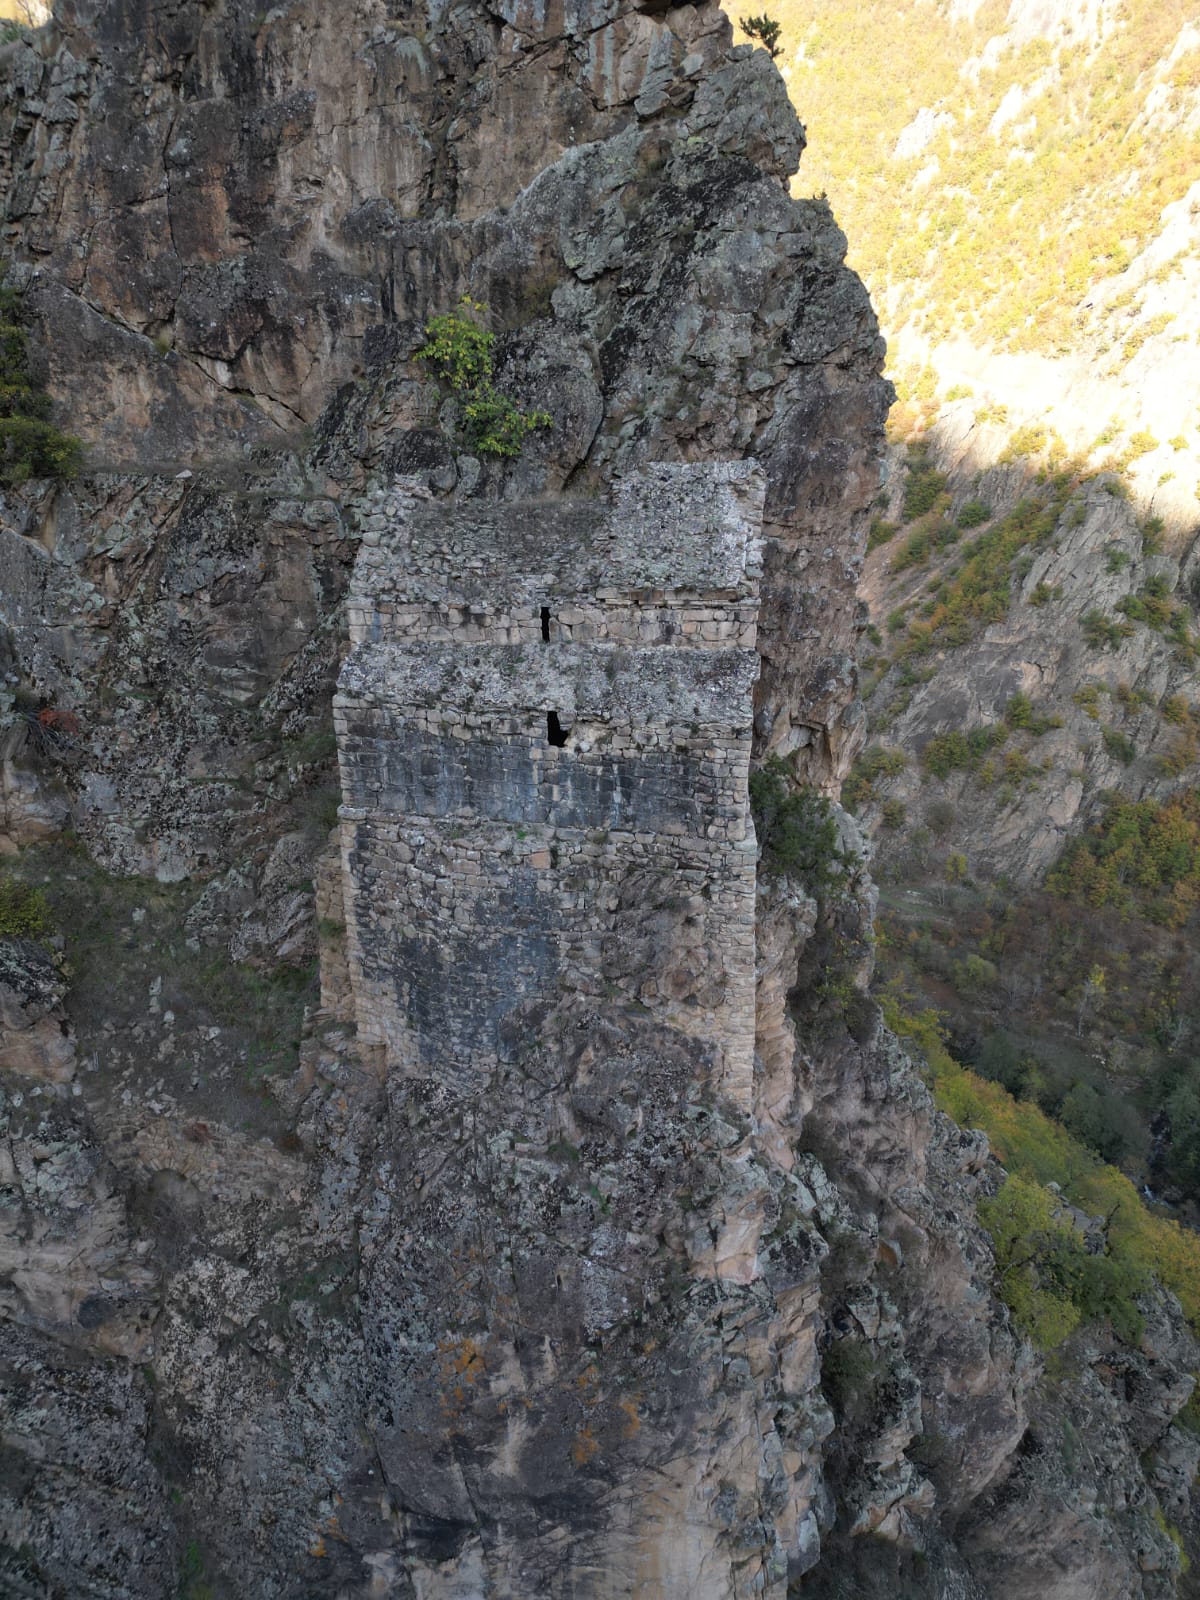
{"left": 335, "top": 462, "right": 765, "bottom": 1106}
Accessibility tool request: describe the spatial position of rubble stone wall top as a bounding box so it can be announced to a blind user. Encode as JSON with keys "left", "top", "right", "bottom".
{"left": 350, "top": 461, "right": 762, "bottom": 604}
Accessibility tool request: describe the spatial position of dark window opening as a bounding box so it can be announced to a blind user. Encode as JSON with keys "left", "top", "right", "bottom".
{"left": 547, "top": 711, "right": 568, "bottom": 748}
{"left": 540, "top": 605, "right": 551, "bottom": 642}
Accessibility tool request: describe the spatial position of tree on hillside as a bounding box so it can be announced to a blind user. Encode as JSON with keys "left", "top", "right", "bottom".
{"left": 739, "top": 14, "right": 782, "bottom": 60}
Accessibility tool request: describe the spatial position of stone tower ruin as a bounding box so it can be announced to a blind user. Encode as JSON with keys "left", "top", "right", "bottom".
{"left": 334, "top": 462, "right": 765, "bottom": 1107}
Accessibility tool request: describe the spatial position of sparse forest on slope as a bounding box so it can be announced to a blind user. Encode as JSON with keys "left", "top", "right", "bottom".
{"left": 855, "top": 434, "right": 1200, "bottom": 1212}
{"left": 742, "top": 0, "right": 1200, "bottom": 515}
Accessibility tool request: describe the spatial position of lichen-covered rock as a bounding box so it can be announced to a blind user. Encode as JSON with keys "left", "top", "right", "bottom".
{"left": 0, "top": 937, "right": 74, "bottom": 1082}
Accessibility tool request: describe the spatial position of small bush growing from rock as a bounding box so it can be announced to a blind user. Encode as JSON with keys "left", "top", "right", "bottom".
{"left": 1004, "top": 691, "right": 1061, "bottom": 735}
{"left": 820, "top": 1335, "right": 880, "bottom": 1420}
{"left": 1161, "top": 694, "right": 1191, "bottom": 725}
{"left": 920, "top": 725, "right": 1006, "bottom": 779}
{"left": 881, "top": 797, "right": 906, "bottom": 829}
{"left": 1101, "top": 725, "right": 1136, "bottom": 765}
{"left": 901, "top": 448, "right": 949, "bottom": 522}
{"left": 738, "top": 12, "right": 782, "bottom": 58}
{"left": 956, "top": 498, "right": 991, "bottom": 529}
{"left": 1081, "top": 608, "right": 1131, "bottom": 650}
{"left": 750, "top": 757, "right": 845, "bottom": 892}
{"left": 415, "top": 297, "right": 551, "bottom": 458}
{"left": 0, "top": 276, "right": 82, "bottom": 484}
{"left": 842, "top": 743, "right": 906, "bottom": 811}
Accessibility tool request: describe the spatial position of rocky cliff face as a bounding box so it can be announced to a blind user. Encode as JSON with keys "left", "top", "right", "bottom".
{"left": 861, "top": 430, "right": 1200, "bottom": 886}
{"left": 0, "top": 3, "right": 1193, "bottom": 1598}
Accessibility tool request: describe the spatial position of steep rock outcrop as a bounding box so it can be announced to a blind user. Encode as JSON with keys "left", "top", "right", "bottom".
{"left": 860, "top": 429, "right": 1200, "bottom": 885}
{"left": 0, "top": 3, "right": 1182, "bottom": 1598}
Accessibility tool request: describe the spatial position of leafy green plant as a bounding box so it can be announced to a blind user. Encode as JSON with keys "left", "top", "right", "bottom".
{"left": 0, "top": 276, "right": 82, "bottom": 484}
{"left": 821, "top": 1336, "right": 880, "bottom": 1419}
{"left": 1101, "top": 725, "right": 1136, "bottom": 765}
{"left": 178, "top": 1537, "right": 215, "bottom": 1600}
{"left": 750, "top": 756, "right": 845, "bottom": 891}
{"left": 1005, "top": 692, "right": 1061, "bottom": 735}
{"left": 891, "top": 523, "right": 934, "bottom": 571}
{"left": 1081, "top": 608, "right": 1132, "bottom": 650}
{"left": 867, "top": 515, "right": 897, "bottom": 550}
{"left": 1073, "top": 685, "right": 1104, "bottom": 719}
{"left": 881, "top": 797, "right": 906, "bottom": 829}
{"left": 842, "top": 743, "right": 906, "bottom": 810}
{"left": 1116, "top": 575, "right": 1194, "bottom": 653}
{"left": 1000, "top": 423, "right": 1057, "bottom": 464}
{"left": 1139, "top": 515, "right": 1171, "bottom": 553}
{"left": 1161, "top": 694, "right": 1191, "bottom": 725}
{"left": 414, "top": 298, "right": 551, "bottom": 458}
{"left": 739, "top": 12, "right": 783, "bottom": 58}
{"left": 980, "top": 1172, "right": 1148, "bottom": 1350}
{"left": 901, "top": 448, "right": 949, "bottom": 522}
{"left": 920, "top": 724, "right": 1006, "bottom": 779}
{"left": 956, "top": 498, "right": 992, "bottom": 530}
{"left": 886, "top": 999, "right": 1200, "bottom": 1343}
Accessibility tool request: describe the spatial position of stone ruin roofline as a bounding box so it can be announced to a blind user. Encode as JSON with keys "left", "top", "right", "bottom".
{"left": 348, "top": 458, "right": 765, "bottom": 616}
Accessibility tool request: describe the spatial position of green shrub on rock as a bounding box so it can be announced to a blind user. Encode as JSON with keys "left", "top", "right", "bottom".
{"left": 901, "top": 448, "right": 949, "bottom": 522}
{"left": 739, "top": 13, "right": 783, "bottom": 58}
{"left": 0, "top": 874, "right": 51, "bottom": 941}
{"left": 750, "top": 756, "right": 846, "bottom": 892}
{"left": 980, "top": 1172, "right": 1149, "bottom": 1351}
{"left": 0, "top": 277, "right": 81, "bottom": 484}
{"left": 415, "top": 297, "right": 551, "bottom": 459}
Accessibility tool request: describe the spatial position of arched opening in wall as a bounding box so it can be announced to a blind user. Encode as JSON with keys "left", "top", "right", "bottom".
{"left": 540, "top": 605, "right": 551, "bottom": 642}
{"left": 546, "top": 711, "right": 568, "bottom": 748}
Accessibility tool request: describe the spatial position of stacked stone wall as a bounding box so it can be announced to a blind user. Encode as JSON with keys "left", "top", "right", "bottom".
{"left": 335, "top": 462, "right": 766, "bottom": 1107}
{"left": 345, "top": 594, "right": 760, "bottom": 649}
{"left": 340, "top": 815, "right": 757, "bottom": 1094}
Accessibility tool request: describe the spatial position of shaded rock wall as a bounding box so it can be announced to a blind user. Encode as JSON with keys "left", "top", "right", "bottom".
{"left": 860, "top": 433, "right": 1200, "bottom": 886}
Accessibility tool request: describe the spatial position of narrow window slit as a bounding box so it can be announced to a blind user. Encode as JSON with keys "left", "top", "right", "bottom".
{"left": 547, "top": 711, "right": 568, "bottom": 748}
{"left": 540, "top": 605, "right": 551, "bottom": 642}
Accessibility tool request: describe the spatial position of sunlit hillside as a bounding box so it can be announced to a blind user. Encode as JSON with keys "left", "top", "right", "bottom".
{"left": 768, "top": 2, "right": 1200, "bottom": 1250}
{"left": 738, "top": 0, "right": 1200, "bottom": 514}
{"left": 0, "top": 2, "right": 49, "bottom": 23}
